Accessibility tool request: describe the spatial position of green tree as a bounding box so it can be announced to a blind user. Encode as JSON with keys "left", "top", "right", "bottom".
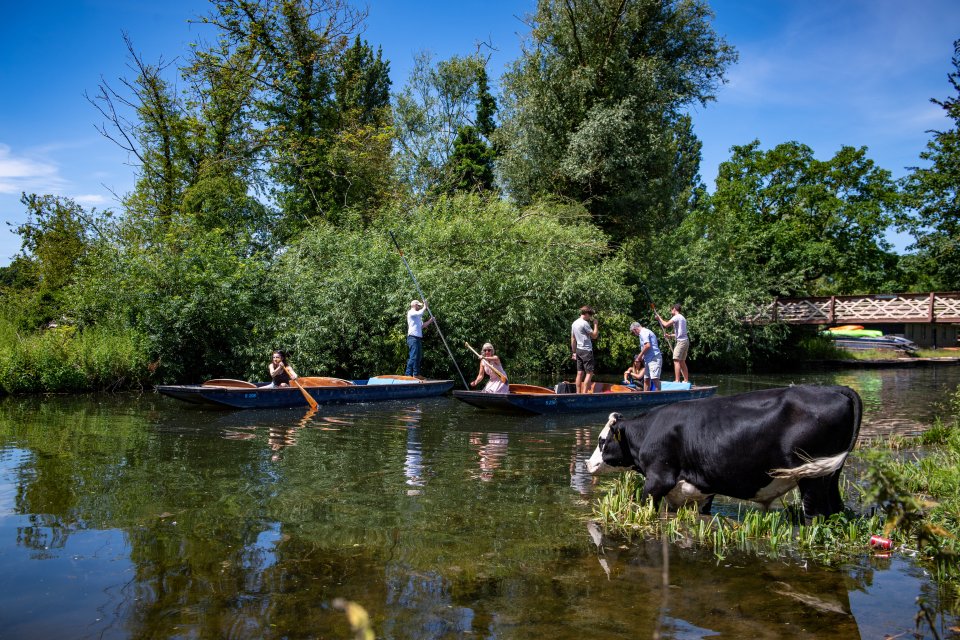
{"left": 901, "top": 39, "right": 960, "bottom": 291}
{"left": 328, "top": 36, "right": 398, "bottom": 220}
{"left": 7, "top": 194, "right": 104, "bottom": 328}
{"left": 67, "top": 210, "right": 271, "bottom": 382}
{"left": 335, "top": 35, "right": 391, "bottom": 127}
{"left": 89, "top": 34, "right": 193, "bottom": 222}
{"left": 198, "top": 0, "right": 365, "bottom": 237}
{"left": 393, "top": 53, "right": 490, "bottom": 196}
{"left": 497, "top": 0, "right": 736, "bottom": 240}
{"left": 442, "top": 64, "right": 497, "bottom": 194}
{"left": 265, "top": 194, "right": 632, "bottom": 379}
{"left": 640, "top": 140, "right": 903, "bottom": 366}
{"left": 698, "top": 141, "right": 902, "bottom": 297}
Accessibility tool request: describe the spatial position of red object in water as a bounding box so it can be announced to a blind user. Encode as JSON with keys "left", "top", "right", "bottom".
{"left": 870, "top": 535, "right": 893, "bottom": 550}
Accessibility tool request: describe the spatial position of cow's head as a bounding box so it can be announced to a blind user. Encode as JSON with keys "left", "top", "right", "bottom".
{"left": 587, "top": 413, "right": 634, "bottom": 474}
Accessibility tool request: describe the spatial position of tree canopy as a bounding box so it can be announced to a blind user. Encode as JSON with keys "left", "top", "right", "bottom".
{"left": 496, "top": 0, "right": 736, "bottom": 240}
{"left": 901, "top": 38, "right": 960, "bottom": 291}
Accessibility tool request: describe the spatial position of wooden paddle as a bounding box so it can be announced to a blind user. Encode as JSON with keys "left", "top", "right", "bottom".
{"left": 285, "top": 365, "right": 318, "bottom": 410}
{"left": 464, "top": 342, "right": 508, "bottom": 383}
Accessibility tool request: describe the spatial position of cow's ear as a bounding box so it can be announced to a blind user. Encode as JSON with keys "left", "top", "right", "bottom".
{"left": 613, "top": 427, "right": 622, "bottom": 443}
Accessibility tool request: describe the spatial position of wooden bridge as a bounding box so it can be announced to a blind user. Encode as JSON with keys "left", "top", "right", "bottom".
{"left": 747, "top": 292, "right": 960, "bottom": 325}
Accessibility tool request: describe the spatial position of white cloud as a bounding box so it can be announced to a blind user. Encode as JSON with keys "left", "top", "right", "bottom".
{"left": 72, "top": 194, "right": 109, "bottom": 206}
{"left": 0, "top": 143, "right": 67, "bottom": 195}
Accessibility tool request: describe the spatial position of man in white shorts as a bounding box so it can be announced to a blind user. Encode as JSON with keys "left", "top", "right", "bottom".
{"left": 657, "top": 303, "right": 689, "bottom": 383}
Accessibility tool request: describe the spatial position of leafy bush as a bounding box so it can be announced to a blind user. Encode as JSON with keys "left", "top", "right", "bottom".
{"left": 264, "top": 194, "right": 633, "bottom": 380}
{"left": 67, "top": 213, "right": 271, "bottom": 383}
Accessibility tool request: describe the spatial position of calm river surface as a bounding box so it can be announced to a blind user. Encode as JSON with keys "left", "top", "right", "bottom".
{"left": 1, "top": 365, "right": 959, "bottom": 639}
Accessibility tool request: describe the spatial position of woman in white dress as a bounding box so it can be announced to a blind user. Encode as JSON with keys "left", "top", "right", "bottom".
{"left": 470, "top": 342, "right": 509, "bottom": 394}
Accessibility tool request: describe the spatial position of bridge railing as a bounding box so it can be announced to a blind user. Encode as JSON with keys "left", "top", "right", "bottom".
{"left": 747, "top": 292, "right": 960, "bottom": 325}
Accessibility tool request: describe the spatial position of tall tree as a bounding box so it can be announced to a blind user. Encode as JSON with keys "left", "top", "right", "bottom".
{"left": 443, "top": 64, "right": 498, "bottom": 194}
{"left": 89, "top": 34, "right": 193, "bottom": 222}
{"left": 901, "top": 39, "right": 960, "bottom": 291}
{"left": 695, "top": 141, "right": 901, "bottom": 297}
{"left": 327, "top": 36, "right": 397, "bottom": 220}
{"left": 199, "top": 0, "right": 365, "bottom": 236}
{"left": 6, "top": 194, "right": 102, "bottom": 327}
{"left": 497, "top": 0, "right": 736, "bottom": 240}
{"left": 393, "top": 53, "right": 490, "bottom": 196}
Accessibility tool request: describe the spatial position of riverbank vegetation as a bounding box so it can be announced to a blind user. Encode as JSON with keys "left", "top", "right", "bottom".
{"left": 1, "top": 0, "right": 958, "bottom": 391}
{"left": 593, "top": 385, "right": 960, "bottom": 600}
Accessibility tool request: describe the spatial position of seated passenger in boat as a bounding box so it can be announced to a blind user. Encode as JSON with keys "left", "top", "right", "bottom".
{"left": 622, "top": 354, "right": 645, "bottom": 389}
{"left": 470, "top": 343, "right": 509, "bottom": 394}
{"left": 267, "top": 351, "right": 299, "bottom": 388}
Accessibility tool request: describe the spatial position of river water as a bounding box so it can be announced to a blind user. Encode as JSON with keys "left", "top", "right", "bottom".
{"left": 0, "top": 365, "right": 958, "bottom": 639}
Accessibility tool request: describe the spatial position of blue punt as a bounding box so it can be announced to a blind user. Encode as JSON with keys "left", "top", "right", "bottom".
{"left": 156, "top": 376, "right": 455, "bottom": 409}
{"left": 452, "top": 382, "right": 718, "bottom": 415}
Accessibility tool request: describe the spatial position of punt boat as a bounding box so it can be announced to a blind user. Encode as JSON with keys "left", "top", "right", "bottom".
{"left": 156, "top": 375, "right": 455, "bottom": 409}
{"left": 452, "top": 381, "right": 718, "bottom": 415}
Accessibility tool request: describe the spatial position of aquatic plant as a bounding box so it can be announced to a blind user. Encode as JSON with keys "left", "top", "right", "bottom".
{"left": 594, "top": 473, "right": 886, "bottom": 564}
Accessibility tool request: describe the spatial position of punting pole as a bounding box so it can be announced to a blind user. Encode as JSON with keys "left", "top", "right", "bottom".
{"left": 388, "top": 231, "right": 469, "bottom": 390}
{"left": 640, "top": 282, "right": 675, "bottom": 353}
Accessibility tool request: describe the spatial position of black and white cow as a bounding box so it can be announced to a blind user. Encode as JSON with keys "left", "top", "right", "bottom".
{"left": 587, "top": 385, "right": 862, "bottom": 518}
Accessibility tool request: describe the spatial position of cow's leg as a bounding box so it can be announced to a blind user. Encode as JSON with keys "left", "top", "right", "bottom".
{"left": 640, "top": 465, "right": 678, "bottom": 512}
{"left": 698, "top": 495, "right": 714, "bottom": 515}
{"left": 798, "top": 472, "right": 843, "bottom": 521}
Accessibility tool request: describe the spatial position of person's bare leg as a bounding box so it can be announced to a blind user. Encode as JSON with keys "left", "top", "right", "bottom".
{"left": 679, "top": 360, "right": 689, "bottom": 383}
{"left": 583, "top": 372, "right": 594, "bottom": 394}
{"left": 575, "top": 371, "right": 585, "bottom": 394}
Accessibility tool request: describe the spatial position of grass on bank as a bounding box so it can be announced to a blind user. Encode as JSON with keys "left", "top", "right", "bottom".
{"left": 0, "top": 317, "right": 152, "bottom": 393}
{"left": 593, "top": 385, "right": 960, "bottom": 586}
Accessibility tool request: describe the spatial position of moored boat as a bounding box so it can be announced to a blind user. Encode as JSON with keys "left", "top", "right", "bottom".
{"left": 156, "top": 375, "right": 455, "bottom": 409}
{"left": 452, "top": 381, "right": 718, "bottom": 415}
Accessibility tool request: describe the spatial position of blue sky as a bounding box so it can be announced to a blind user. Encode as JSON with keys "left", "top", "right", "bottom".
{"left": 1, "top": 0, "right": 958, "bottom": 266}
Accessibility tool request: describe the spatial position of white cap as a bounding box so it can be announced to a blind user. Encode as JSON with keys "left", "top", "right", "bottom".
{"left": 410, "top": 299, "right": 422, "bottom": 307}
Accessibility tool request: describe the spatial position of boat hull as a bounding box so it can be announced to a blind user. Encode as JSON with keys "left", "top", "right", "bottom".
{"left": 452, "top": 385, "right": 718, "bottom": 415}
{"left": 156, "top": 379, "right": 455, "bottom": 409}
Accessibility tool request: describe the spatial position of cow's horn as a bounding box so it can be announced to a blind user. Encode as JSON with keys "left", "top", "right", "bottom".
{"left": 605, "top": 413, "right": 621, "bottom": 429}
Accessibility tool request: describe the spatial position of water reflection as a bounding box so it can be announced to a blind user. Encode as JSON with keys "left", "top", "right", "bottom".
{"left": 469, "top": 432, "right": 508, "bottom": 481}
{"left": 403, "top": 408, "right": 425, "bottom": 489}
{"left": 0, "top": 368, "right": 957, "bottom": 638}
{"left": 569, "top": 427, "right": 595, "bottom": 496}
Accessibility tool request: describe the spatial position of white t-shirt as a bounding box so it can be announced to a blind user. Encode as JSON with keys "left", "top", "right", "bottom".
{"left": 673, "top": 313, "right": 688, "bottom": 340}
{"left": 571, "top": 317, "right": 594, "bottom": 351}
{"left": 407, "top": 307, "right": 427, "bottom": 337}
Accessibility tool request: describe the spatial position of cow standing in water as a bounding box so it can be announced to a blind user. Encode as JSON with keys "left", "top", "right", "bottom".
{"left": 587, "top": 385, "right": 862, "bottom": 519}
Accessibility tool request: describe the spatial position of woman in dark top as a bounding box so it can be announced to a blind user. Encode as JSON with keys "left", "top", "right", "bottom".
{"left": 268, "top": 351, "right": 298, "bottom": 387}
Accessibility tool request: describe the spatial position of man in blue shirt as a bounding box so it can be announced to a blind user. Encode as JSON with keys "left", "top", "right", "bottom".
{"left": 629, "top": 321, "right": 662, "bottom": 391}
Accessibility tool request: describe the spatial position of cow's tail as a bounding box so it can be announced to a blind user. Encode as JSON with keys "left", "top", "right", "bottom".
{"left": 769, "top": 386, "right": 863, "bottom": 481}
{"left": 768, "top": 451, "right": 848, "bottom": 480}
